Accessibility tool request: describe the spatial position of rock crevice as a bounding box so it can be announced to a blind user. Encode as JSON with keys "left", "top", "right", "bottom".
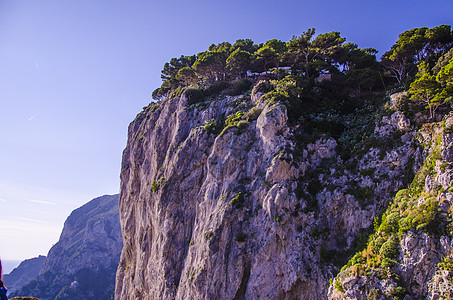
{"left": 115, "top": 93, "right": 420, "bottom": 299}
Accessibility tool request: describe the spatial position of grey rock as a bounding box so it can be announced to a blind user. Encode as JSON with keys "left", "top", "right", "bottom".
{"left": 442, "top": 133, "right": 453, "bottom": 162}
{"left": 115, "top": 94, "right": 417, "bottom": 300}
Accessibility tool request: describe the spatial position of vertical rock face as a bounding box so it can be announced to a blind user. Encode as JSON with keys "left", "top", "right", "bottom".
{"left": 115, "top": 93, "right": 417, "bottom": 299}
{"left": 12, "top": 194, "right": 122, "bottom": 300}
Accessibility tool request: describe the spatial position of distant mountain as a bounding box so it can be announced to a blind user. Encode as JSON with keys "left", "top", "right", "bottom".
{"left": 11, "top": 194, "right": 122, "bottom": 300}
{"left": 4, "top": 256, "right": 46, "bottom": 294}
{"left": 2, "top": 260, "right": 22, "bottom": 274}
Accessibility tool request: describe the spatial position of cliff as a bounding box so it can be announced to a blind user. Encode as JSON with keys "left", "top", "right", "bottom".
{"left": 4, "top": 256, "right": 46, "bottom": 294}
{"left": 115, "top": 88, "right": 425, "bottom": 299}
{"left": 12, "top": 194, "right": 122, "bottom": 300}
{"left": 328, "top": 117, "right": 453, "bottom": 299}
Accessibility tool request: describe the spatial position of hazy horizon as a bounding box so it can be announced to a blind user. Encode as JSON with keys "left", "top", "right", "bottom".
{"left": 2, "top": 259, "right": 23, "bottom": 274}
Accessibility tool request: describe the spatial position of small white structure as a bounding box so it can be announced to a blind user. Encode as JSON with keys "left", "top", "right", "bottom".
{"left": 247, "top": 66, "right": 292, "bottom": 77}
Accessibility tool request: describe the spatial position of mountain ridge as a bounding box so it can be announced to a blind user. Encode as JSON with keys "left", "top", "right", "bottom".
{"left": 4, "top": 256, "right": 46, "bottom": 295}
{"left": 11, "top": 194, "right": 122, "bottom": 300}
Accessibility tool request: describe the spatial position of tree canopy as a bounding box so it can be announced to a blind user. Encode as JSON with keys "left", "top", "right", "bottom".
{"left": 151, "top": 23, "right": 453, "bottom": 121}
{"left": 381, "top": 25, "right": 453, "bottom": 85}
{"left": 226, "top": 49, "right": 252, "bottom": 78}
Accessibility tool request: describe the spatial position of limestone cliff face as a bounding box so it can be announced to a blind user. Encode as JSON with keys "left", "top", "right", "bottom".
{"left": 328, "top": 116, "right": 453, "bottom": 299}
{"left": 13, "top": 194, "right": 122, "bottom": 300}
{"left": 115, "top": 92, "right": 418, "bottom": 299}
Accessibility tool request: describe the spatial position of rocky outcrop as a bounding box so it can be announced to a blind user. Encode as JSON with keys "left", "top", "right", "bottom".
{"left": 115, "top": 91, "right": 419, "bottom": 299}
{"left": 12, "top": 194, "right": 122, "bottom": 300}
{"left": 4, "top": 256, "right": 46, "bottom": 295}
{"left": 328, "top": 115, "right": 453, "bottom": 299}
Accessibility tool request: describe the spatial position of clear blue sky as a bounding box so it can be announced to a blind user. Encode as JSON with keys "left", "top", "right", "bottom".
{"left": 0, "top": 0, "right": 451, "bottom": 268}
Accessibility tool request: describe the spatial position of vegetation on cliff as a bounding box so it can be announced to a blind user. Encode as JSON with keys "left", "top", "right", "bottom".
{"left": 329, "top": 116, "right": 453, "bottom": 299}
{"left": 150, "top": 25, "right": 453, "bottom": 169}
{"left": 116, "top": 25, "right": 453, "bottom": 299}
{"left": 151, "top": 25, "right": 452, "bottom": 136}
{"left": 153, "top": 26, "right": 452, "bottom": 116}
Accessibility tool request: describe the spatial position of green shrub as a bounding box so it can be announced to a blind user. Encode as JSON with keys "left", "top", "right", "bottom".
{"left": 226, "top": 79, "right": 252, "bottom": 96}
{"left": 410, "top": 164, "right": 430, "bottom": 196}
{"left": 151, "top": 177, "right": 166, "bottom": 193}
{"left": 185, "top": 87, "right": 205, "bottom": 105}
{"left": 246, "top": 106, "right": 263, "bottom": 121}
{"left": 225, "top": 111, "right": 245, "bottom": 127}
{"left": 319, "top": 244, "right": 329, "bottom": 261}
{"left": 390, "top": 286, "right": 407, "bottom": 299}
{"left": 311, "top": 226, "right": 329, "bottom": 238}
{"left": 373, "top": 216, "right": 381, "bottom": 232}
{"left": 204, "top": 231, "right": 213, "bottom": 240}
{"left": 170, "top": 86, "right": 185, "bottom": 98}
{"left": 437, "top": 255, "right": 453, "bottom": 271}
{"left": 334, "top": 280, "right": 344, "bottom": 293}
{"left": 204, "top": 81, "right": 231, "bottom": 97}
{"left": 251, "top": 80, "right": 275, "bottom": 96}
{"left": 349, "top": 252, "right": 365, "bottom": 266}
{"left": 398, "top": 197, "right": 441, "bottom": 234}
{"left": 220, "top": 111, "right": 246, "bottom": 136}
{"left": 413, "top": 198, "right": 440, "bottom": 233}
{"left": 379, "top": 212, "right": 400, "bottom": 234}
{"left": 444, "top": 120, "right": 453, "bottom": 133}
{"left": 311, "top": 226, "right": 321, "bottom": 238}
{"left": 409, "top": 137, "right": 443, "bottom": 195}
{"left": 230, "top": 192, "right": 244, "bottom": 208}
{"left": 151, "top": 181, "right": 159, "bottom": 193}
{"left": 261, "top": 90, "right": 289, "bottom": 105}
{"left": 394, "top": 189, "right": 410, "bottom": 205}
{"left": 353, "top": 227, "right": 373, "bottom": 252}
{"left": 379, "top": 236, "right": 399, "bottom": 259}
{"left": 398, "top": 216, "right": 412, "bottom": 234}
{"left": 380, "top": 257, "right": 397, "bottom": 268}
{"left": 203, "top": 119, "right": 222, "bottom": 134}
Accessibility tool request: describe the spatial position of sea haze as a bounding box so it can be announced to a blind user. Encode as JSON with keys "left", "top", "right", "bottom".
{"left": 2, "top": 260, "right": 22, "bottom": 274}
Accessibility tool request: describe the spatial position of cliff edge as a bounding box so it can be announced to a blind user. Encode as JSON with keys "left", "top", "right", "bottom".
{"left": 115, "top": 89, "right": 420, "bottom": 299}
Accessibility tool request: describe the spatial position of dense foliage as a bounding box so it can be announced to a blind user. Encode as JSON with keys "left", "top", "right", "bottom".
{"left": 152, "top": 28, "right": 386, "bottom": 101}
{"left": 408, "top": 48, "right": 453, "bottom": 120}
{"left": 152, "top": 26, "right": 452, "bottom": 126}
